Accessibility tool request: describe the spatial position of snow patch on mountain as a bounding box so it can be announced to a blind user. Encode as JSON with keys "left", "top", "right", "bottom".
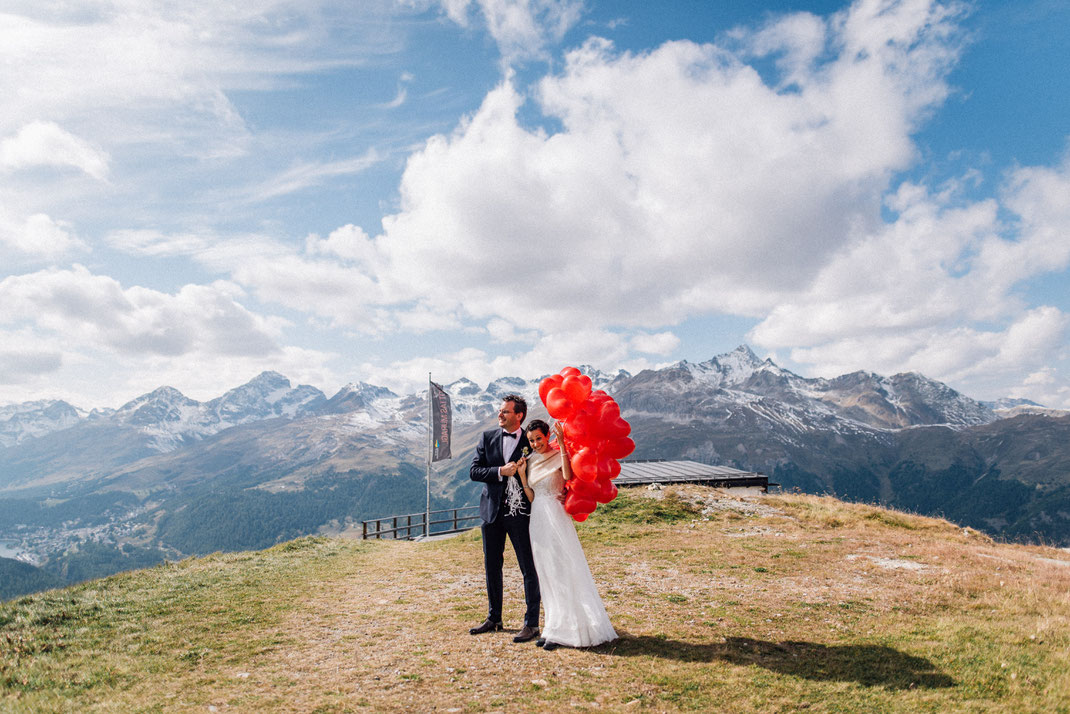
{"left": 0, "top": 400, "right": 86, "bottom": 448}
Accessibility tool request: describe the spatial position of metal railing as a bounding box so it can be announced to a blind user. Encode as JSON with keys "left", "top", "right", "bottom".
{"left": 361, "top": 506, "right": 481, "bottom": 540}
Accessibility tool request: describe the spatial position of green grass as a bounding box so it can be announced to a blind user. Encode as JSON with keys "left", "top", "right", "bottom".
{"left": 2, "top": 489, "right": 1069, "bottom": 713}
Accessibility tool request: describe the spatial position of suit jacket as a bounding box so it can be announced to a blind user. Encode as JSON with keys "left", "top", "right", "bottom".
{"left": 470, "top": 427, "right": 531, "bottom": 523}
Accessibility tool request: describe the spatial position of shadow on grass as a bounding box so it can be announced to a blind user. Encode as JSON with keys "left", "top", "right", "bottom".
{"left": 599, "top": 634, "right": 955, "bottom": 689}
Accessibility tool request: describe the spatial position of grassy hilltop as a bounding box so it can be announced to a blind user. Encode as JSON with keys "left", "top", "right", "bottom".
{"left": 2, "top": 487, "right": 1069, "bottom": 713}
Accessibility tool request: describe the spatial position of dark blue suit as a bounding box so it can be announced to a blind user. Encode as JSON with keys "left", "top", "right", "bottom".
{"left": 470, "top": 427, "right": 540, "bottom": 627}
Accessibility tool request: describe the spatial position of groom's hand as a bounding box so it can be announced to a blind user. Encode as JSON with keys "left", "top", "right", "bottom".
{"left": 501, "top": 461, "right": 518, "bottom": 476}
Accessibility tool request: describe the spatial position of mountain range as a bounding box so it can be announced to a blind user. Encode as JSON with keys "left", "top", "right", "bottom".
{"left": 2, "top": 345, "right": 1068, "bottom": 599}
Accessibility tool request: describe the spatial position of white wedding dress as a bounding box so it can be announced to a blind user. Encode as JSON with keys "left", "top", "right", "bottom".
{"left": 527, "top": 449, "right": 617, "bottom": 647}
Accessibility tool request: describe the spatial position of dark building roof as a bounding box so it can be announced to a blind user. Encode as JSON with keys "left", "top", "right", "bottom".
{"left": 616, "top": 459, "right": 771, "bottom": 490}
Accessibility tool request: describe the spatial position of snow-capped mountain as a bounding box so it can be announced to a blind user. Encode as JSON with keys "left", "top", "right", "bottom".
{"left": 0, "top": 347, "right": 1017, "bottom": 460}
{"left": 0, "top": 372, "right": 330, "bottom": 456}
{"left": 0, "top": 400, "right": 86, "bottom": 448}
{"left": 208, "top": 371, "right": 327, "bottom": 423}
{"left": 103, "top": 373, "right": 330, "bottom": 452}
{"left": 2, "top": 346, "right": 1068, "bottom": 564}
{"left": 320, "top": 382, "right": 396, "bottom": 415}
{"left": 616, "top": 345, "right": 996, "bottom": 433}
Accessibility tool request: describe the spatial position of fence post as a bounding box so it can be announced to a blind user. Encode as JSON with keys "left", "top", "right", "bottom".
{"left": 453, "top": 509, "right": 458, "bottom": 531}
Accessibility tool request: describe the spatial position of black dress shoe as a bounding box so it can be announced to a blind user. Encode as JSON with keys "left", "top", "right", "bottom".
{"left": 536, "top": 638, "right": 546, "bottom": 647}
{"left": 542, "top": 641, "right": 560, "bottom": 651}
{"left": 469, "top": 619, "right": 503, "bottom": 635}
{"left": 513, "top": 625, "right": 539, "bottom": 643}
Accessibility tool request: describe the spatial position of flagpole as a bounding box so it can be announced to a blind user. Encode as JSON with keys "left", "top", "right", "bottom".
{"left": 426, "top": 372, "right": 432, "bottom": 538}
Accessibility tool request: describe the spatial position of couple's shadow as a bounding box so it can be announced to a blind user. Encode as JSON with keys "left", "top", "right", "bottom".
{"left": 596, "top": 634, "right": 954, "bottom": 690}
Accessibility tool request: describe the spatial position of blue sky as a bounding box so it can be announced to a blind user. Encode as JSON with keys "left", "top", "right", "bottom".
{"left": 1, "top": 0, "right": 1068, "bottom": 409}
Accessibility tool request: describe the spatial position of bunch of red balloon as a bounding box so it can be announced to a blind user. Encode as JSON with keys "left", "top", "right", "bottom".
{"left": 539, "top": 366, "right": 635, "bottom": 522}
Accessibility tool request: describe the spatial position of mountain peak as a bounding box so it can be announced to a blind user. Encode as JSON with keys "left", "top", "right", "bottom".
{"left": 243, "top": 371, "right": 292, "bottom": 390}
{"left": 446, "top": 378, "right": 482, "bottom": 396}
{"left": 117, "top": 386, "right": 194, "bottom": 412}
{"left": 321, "top": 381, "right": 395, "bottom": 414}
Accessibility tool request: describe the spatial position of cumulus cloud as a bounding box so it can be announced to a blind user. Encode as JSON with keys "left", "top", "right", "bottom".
{"left": 0, "top": 121, "right": 110, "bottom": 179}
{"left": 0, "top": 265, "right": 283, "bottom": 358}
{"left": 0, "top": 207, "right": 86, "bottom": 258}
{"left": 0, "top": 265, "right": 351, "bottom": 406}
{"left": 748, "top": 149, "right": 1070, "bottom": 401}
{"left": 368, "top": 0, "right": 962, "bottom": 332}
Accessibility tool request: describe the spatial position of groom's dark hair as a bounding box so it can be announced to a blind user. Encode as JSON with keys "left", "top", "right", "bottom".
{"left": 503, "top": 394, "right": 527, "bottom": 423}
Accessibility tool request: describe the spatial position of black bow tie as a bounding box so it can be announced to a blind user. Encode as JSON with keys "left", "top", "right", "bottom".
{"left": 502, "top": 430, "right": 518, "bottom": 438}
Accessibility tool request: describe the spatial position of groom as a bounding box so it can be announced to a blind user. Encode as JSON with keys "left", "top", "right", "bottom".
{"left": 468, "top": 394, "right": 540, "bottom": 642}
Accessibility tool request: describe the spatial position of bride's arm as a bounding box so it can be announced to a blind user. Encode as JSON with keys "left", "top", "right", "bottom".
{"left": 553, "top": 422, "right": 573, "bottom": 483}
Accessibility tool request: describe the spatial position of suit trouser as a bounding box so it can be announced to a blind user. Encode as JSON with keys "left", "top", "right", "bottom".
{"left": 482, "top": 513, "right": 541, "bottom": 627}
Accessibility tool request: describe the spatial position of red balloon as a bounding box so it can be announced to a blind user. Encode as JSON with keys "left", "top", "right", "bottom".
{"left": 594, "top": 478, "right": 618, "bottom": 504}
{"left": 570, "top": 447, "right": 598, "bottom": 482}
{"left": 599, "top": 400, "right": 621, "bottom": 423}
{"left": 606, "top": 417, "right": 631, "bottom": 439}
{"left": 545, "top": 388, "right": 574, "bottom": 419}
{"left": 564, "top": 492, "right": 596, "bottom": 516}
{"left": 539, "top": 375, "right": 562, "bottom": 405}
{"left": 567, "top": 476, "right": 600, "bottom": 500}
{"left": 594, "top": 453, "right": 620, "bottom": 479}
{"left": 606, "top": 436, "right": 635, "bottom": 460}
{"left": 563, "top": 418, "right": 586, "bottom": 444}
{"left": 560, "top": 366, "right": 581, "bottom": 378}
{"left": 561, "top": 374, "right": 592, "bottom": 404}
{"left": 572, "top": 512, "right": 589, "bottom": 522}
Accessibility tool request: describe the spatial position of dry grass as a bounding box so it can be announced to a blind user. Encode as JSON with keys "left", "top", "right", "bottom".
{"left": 3, "top": 487, "right": 1070, "bottom": 712}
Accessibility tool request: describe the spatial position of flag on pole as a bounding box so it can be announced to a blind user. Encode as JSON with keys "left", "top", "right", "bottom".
{"left": 430, "top": 380, "right": 452, "bottom": 461}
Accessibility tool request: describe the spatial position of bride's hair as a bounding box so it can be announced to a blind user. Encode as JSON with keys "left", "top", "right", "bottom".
{"left": 526, "top": 419, "right": 550, "bottom": 436}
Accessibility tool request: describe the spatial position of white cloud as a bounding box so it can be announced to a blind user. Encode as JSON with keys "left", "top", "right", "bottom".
{"left": 417, "top": 0, "right": 584, "bottom": 62}
{"left": 304, "top": 224, "right": 380, "bottom": 267}
{"left": 0, "top": 265, "right": 284, "bottom": 358}
{"left": 201, "top": 239, "right": 385, "bottom": 330}
{"left": 0, "top": 265, "right": 351, "bottom": 407}
{"left": 0, "top": 3, "right": 403, "bottom": 147}
{"left": 746, "top": 148, "right": 1070, "bottom": 399}
{"left": 371, "top": 0, "right": 962, "bottom": 332}
{"left": 0, "top": 121, "right": 110, "bottom": 179}
{"left": 0, "top": 347, "right": 62, "bottom": 382}
{"left": 360, "top": 326, "right": 644, "bottom": 395}
{"left": 243, "top": 150, "right": 382, "bottom": 203}
{"left": 0, "top": 208, "right": 86, "bottom": 258}
{"left": 106, "top": 229, "right": 210, "bottom": 257}
{"left": 485, "top": 317, "right": 537, "bottom": 343}
{"left": 630, "top": 331, "right": 681, "bottom": 355}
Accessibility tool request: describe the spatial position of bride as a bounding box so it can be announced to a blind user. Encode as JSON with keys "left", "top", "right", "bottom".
{"left": 517, "top": 419, "right": 617, "bottom": 650}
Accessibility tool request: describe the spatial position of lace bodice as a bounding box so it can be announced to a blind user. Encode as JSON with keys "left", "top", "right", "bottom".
{"left": 526, "top": 450, "right": 565, "bottom": 498}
